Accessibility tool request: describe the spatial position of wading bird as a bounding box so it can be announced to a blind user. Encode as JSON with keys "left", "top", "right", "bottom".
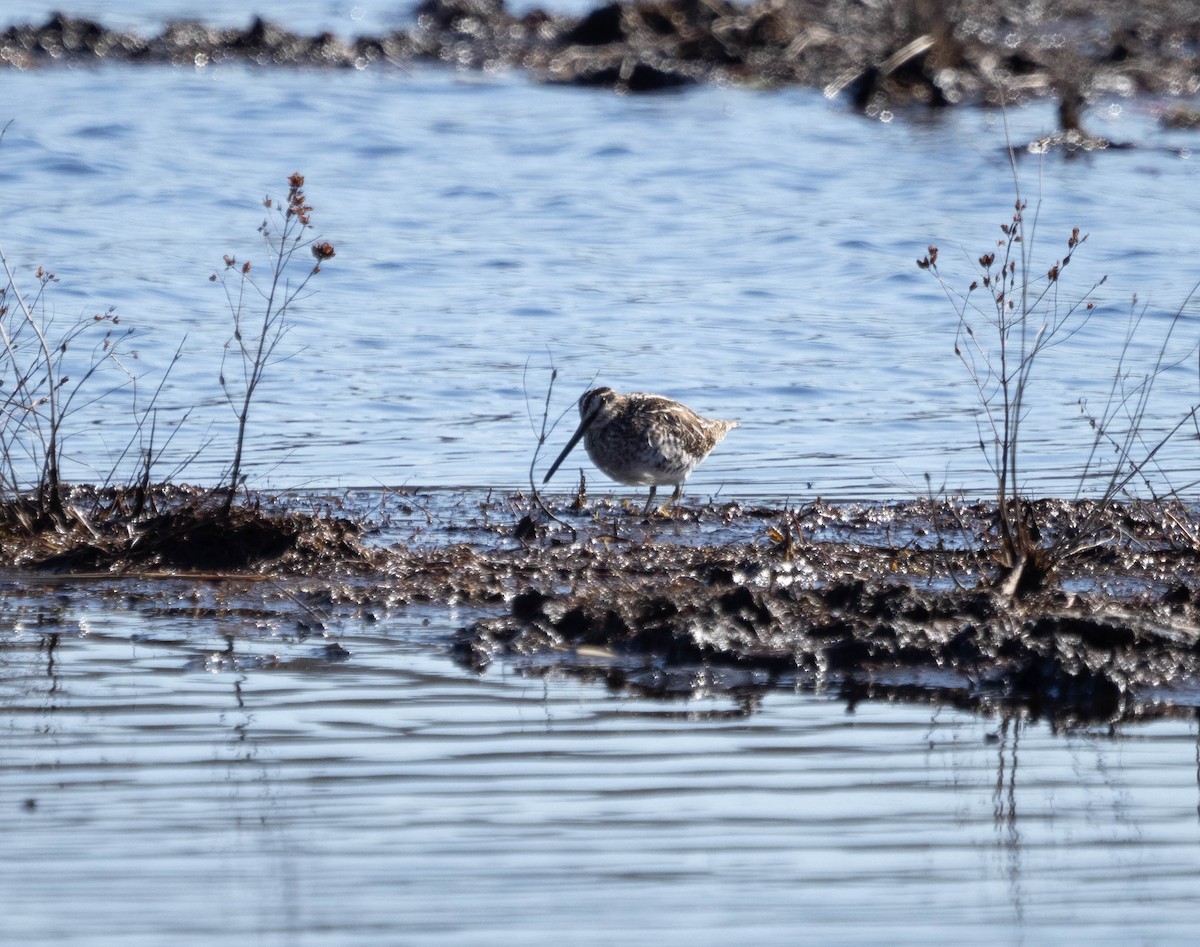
{"left": 543, "top": 386, "right": 738, "bottom": 515}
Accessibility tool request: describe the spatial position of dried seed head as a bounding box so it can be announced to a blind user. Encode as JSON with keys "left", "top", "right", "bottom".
{"left": 311, "top": 241, "right": 335, "bottom": 261}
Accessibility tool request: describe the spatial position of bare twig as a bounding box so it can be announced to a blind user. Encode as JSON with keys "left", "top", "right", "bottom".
{"left": 523, "top": 354, "right": 576, "bottom": 538}
{"left": 915, "top": 113, "right": 1200, "bottom": 589}
{"left": 213, "top": 172, "right": 335, "bottom": 514}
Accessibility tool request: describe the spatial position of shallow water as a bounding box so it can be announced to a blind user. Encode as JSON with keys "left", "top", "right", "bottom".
{"left": 1, "top": 27, "right": 1198, "bottom": 499}
{"left": 4, "top": 587, "right": 1200, "bottom": 946}
{"left": 1, "top": 491, "right": 1200, "bottom": 944}
{"left": 5, "top": 2, "right": 1200, "bottom": 942}
{"left": 3, "top": 0, "right": 599, "bottom": 32}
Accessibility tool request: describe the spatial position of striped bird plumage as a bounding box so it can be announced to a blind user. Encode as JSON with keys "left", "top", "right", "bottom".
{"left": 543, "top": 387, "right": 738, "bottom": 514}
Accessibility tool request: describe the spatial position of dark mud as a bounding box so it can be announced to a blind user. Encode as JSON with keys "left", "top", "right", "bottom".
{"left": 0, "top": 483, "right": 384, "bottom": 574}
{"left": 7, "top": 485, "right": 1200, "bottom": 728}
{"left": 448, "top": 496, "right": 1200, "bottom": 729}
{"left": 4, "top": 2, "right": 1200, "bottom": 113}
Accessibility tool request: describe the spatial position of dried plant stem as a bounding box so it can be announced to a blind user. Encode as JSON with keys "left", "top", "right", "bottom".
{"left": 215, "top": 172, "right": 334, "bottom": 514}
{"left": 0, "top": 247, "right": 134, "bottom": 523}
{"left": 920, "top": 155, "right": 1200, "bottom": 589}
{"left": 523, "top": 355, "right": 576, "bottom": 537}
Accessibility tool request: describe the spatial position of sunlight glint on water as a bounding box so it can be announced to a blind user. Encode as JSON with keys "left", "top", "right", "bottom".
{"left": 3, "top": 602, "right": 1200, "bottom": 945}
{"left": 0, "top": 58, "right": 1197, "bottom": 499}
{"left": 3, "top": 5, "right": 1200, "bottom": 941}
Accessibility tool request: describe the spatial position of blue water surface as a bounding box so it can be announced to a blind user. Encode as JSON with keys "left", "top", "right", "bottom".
{"left": 0, "top": 43, "right": 1196, "bottom": 498}
{"left": 3, "top": 6, "right": 1200, "bottom": 945}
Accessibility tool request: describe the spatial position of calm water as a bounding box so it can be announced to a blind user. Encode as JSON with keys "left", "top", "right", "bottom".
{"left": 3, "top": 0, "right": 600, "bottom": 31}
{"left": 4, "top": 578, "right": 1200, "bottom": 946}
{"left": 4, "top": 2, "right": 1200, "bottom": 942}
{"left": 0, "top": 24, "right": 1198, "bottom": 499}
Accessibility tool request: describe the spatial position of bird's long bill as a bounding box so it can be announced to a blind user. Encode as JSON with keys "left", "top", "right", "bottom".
{"left": 542, "top": 416, "right": 593, "bottom": 484}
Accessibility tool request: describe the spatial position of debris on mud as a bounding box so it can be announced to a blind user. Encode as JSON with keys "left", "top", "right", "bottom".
{"left": 447, "top": 495, "right": 1200, "bottom": 728}
{"left": 0, "top": 483, "right": 382, "bottom": 574}
{"left": 6, "top": 486, "right": 1200, "bottom": 728}
{"left": 3, "top": 1, "right": 1200, "bottom": 113}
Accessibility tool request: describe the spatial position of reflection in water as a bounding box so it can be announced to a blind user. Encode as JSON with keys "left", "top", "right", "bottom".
{"left": 37, "top": 632, "right": 61, "bottom": 741}
{"left": 41, "top": 632, "right": 59, "bottom": 683}
{"left": 0, "top": 47, "right": 1199, "bottom": 942}
{"left": 3, "top": 586, "right": 1200, "bottom": 942}
{"left": 992, "top": 715, "right": 1020, "bottom": 838}
{"left": 993, "top": 714, "right": 1024, "bottom": 928}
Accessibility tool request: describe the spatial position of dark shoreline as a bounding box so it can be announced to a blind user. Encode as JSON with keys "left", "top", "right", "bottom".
{"left": 3, "top": 2, "right": 1200, "bottom": 113}
{"left": 451, "top": 495, "right": 1200, "bottom": 730}
{"left": 6, "top": 485, "right": 1200, "bottom": 729}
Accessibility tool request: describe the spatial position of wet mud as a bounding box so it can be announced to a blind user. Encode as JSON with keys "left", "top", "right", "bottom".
{"left": 449, "top": 496, "right": 1200, "bottom": 729}
{"left": 3, "top": 2, "right": 1200, "bottom": 113}
{"left": 0, "top": 483, "right": 383, "bottom": 574}
{"left": 6, "top": 485, "right": 1200, "bottom": 728}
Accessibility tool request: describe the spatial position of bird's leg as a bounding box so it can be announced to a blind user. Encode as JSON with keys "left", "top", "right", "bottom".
{"left": 658, "top": 483, "right": 683, "bottom": 516}
{"left": 650, "top": 484, "right": 683, "bottom": 518}
{"left": 642, "top": 485, "right": 657, "bottom": 516}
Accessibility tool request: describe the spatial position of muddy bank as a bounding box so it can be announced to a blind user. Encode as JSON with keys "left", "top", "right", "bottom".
{"left": 3, "top": 2, "right": 1200, "bottom": 110}
{"left": 444, "top": 497, "right": 1200, "bottom": 728}
{"left": 455, "top": 552, "right": 1200, "bottom": 728}
{"left": 7, "top": 486, "right": 1200, "bottom": 727}
{"left": 0, "top": 483, "right": 383, "bottom": 574}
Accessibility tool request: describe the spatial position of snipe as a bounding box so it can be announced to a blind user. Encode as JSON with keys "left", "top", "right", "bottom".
{"left": 543, "top": 386, "right": 738, "bottom": 515}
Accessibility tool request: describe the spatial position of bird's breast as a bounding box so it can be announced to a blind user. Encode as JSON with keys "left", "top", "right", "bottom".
{"left": 584, "top": 420, "right": 699, "bottom": 486}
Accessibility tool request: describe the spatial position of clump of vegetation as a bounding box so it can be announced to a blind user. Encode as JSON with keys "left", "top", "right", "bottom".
{"left": 0, "top": 254, "right": 136, "bottom": 527}
{"left": 918, "top": 210, "right": 1102, "bottom": 591}
{"left": 212, "top": 171, "right": 335, "bottom": 514}
{"left": 919, "top": 158, "right": 1199, "bottom": 594}
{"left": 0, "top": 169, "right": 358, "bottom": 573}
